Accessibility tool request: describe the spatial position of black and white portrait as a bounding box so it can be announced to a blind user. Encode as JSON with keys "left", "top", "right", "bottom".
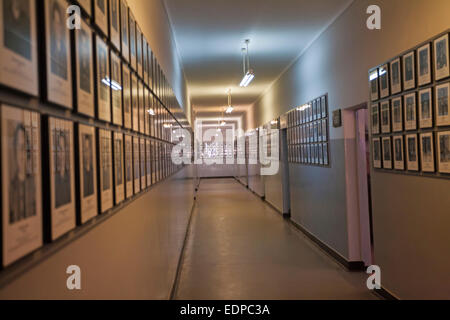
{"left": 101, "top": 134, "right": 111, "bottom": 191}
{"left": 406, "top": 135, "right": 418, "bottom": 171}
{"left": 404, "top": 94, "right": 417, "bottom": 131}
{"left": 421, "top": 133, "right": 434, "bottom": 172}
{"left": 50, "top": 0, "right": 67, "bottom": 80}
{"left": 98, "top": 45, "right": 108, "bottom": 101}
{"left": 110, "top": 0, "right": 120, "bottom": 49}
{"left": 3, "top": 0, "right": 31, "bottom": 59}
{"left": 82, "top": 133, "right": 94, "bottom": 197}
{"left": 76, "top": 20, "right": 94, "bottom": 117}
{"left": 403, "top": 52, "right": 415, "bottom": 90}
{"left": 125, "top": 139, "right": 132, "bottom": 183}
{"left": 133, "top": 137, "right": 140, "bottom": 193}
{"left": 79, "top": 28, "right": 91, "bottom": 94}
{"left": 382, "top": 137, "right": 392, "bottom": 169}
{"left": 381, "top": 101, "right": 390, "bottom": 133}
{"left": 419, "top": 89, "right": 432, "bottom": 128}
{"left": 373, "top": 138, "right": 381, "bottom": 168}
{"left": 436, "top": 83, "right": 449, "bottom": 126}
{"left": 96, "top": 37, "right": 110, "bottom": 121}
{"left": 371, "top": 104, "right": 379, "bottom": 134}
{"left": 392, "top": 98, "right": 402, "bottom": 132}
{"left": 111, "top": 0, "right": 118, "bottom": 31}
{"left": 438, "top": 132, "right": 450, "bottom": 173}
{"left": 54, "top": 128, "right": 71, "bottom": 208}
{"left": 379, "top": 65, "right": 389, "bottom": 98}
{"left": 434, "top": 34, "right": 449, "bottom": 80}
{"left": 111, "top": 53, "right": 122, "bottom": 125}
{"left": 115, "top": 138, "right": 123, "bottom": 186}
{"left": 394, "top": 136, "right": 404, "bottom": 170}
{"left": 129, "top": 12, "right": 136, "bottom": 70}
{"left": 390, "top": 58, "right": 401, "bottom": 94}
{"left": 417, "top": 44, "right": 431, "bottom": 86}
{"left": 95, "top": 0, "right": 107, "bottom": 34}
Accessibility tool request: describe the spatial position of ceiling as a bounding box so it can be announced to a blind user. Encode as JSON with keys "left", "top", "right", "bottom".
{"left": 164, "top": 0, "right": 352, "bottom": 126}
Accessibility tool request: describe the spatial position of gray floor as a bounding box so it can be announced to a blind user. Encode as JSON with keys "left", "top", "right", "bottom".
{"left": 174, "top": 178, "right": 378, "bottom": 300}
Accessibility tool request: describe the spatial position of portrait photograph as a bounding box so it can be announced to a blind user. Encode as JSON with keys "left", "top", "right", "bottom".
{"left": 0, "top": 0, "right": 38, "bottom": 96}
{"left": 379, "top": 64, "right": 389, "bottom": 98}
{"left": 419, "top": 88, "right": 433, "bottom": 129}
{"left": 381, "top": 101, "right": 391, "bottom": 134}
{"left": 146, "top": 139, "right": 151, "bottom": 187}
{"left": 318, "top": 143, "right": 323, "bottom": 165}
{"left": 140, "top": 138, "right": 146, "bottom": 188}
{"left": 145, "top": 88, "right": 151, "bottom": 136}
{"left": 312, "top": 100, "right": 317, "bottom": 121}
{"left": 435, "top": 82, "right": 450, "bottom": 126}
{"left": 321, "top": 96, "right": 327, "bottom": 119}
{"left": 113, "top": 132, "right": 125, "bottom": 204}
{"left": 94, "top": 0, "right": 108, "bottom": 35}
{"left": 417, "top": 43, "right": 431, "bottom": 86}
{"left": 403, "top": 51, "right": 416, "bottom": 91}
{"left": 133, "top": 136, "right": 141, "bottom": 194}
{"left": 77, "top": 0, "right": 91, "bottom": 16}
{"left": 371, "top": 103, "right": 380, "bottom": 135}
{"left": 109, "top": 0, "right": 120, "bottom": 50}
{"left": 369, "top": 69, "right": 379, "bottom": 101}
{"left": 406, "top": 134, "right": 419, "bottom": 171}
{"left": 391, "top": 97, "right": 403, "bottom": 132}
{"left": 139, "top": 80, "right": 145, "bottom": 134}
{"left": 420, "top": 132, "right": 435, "bottom": 173}
{"left": 393, "top": 135, "right": 404, "bottom": 170}
{"left": 111, "top": 52, "right": 123, "bottom": 126}
{"left": 99, "top": 129, "right": 113, "bottom": 213}
{"left": 136, "top": 24, "right": 143, "bottom": 78}
{"left": 124, "top": 134, "right": 133, "bottom": 199}
{"left": 96, "top": 36, "right": 111, "bottom": 122}
{"left": 120, "top": 0, "right": 129, "bottom": 62}
{"left": 129, "top": 9, "right": 137, "bottom": 71}
{"left": 143, "top": 37, "right": 148, "bottom": 84}
{"left": 75, "top": 19, "right": 95, "bottom": 117}
{"left": 45, "top": 0, "right": 72, "bottom": 109}
{"left": 382, "top": 136, "right": 392, "bottom": 169}
{"left": 1, "top": 105, "right": 42, "bottom": 267}
{"left": 78, "top": 124, "right": 98, "bottom": 224}
{"left": 49, "top": 117, "right": 76, "bottom": 241}
{"left": 390, "top": 58, "right": 401, "bottom": 95}
{"left": 438, "top": 131, "right": 450, "bottom": 173}
{"left": 404, "top": 93, "right": 417, "bottom": 131}
{"left": 151, "top": 141, "right": 157, "bottom": 183}
{"left": 123, "top": 65, "right": 132, "bottom": 129}
{"left": 372, "top": 138, "right": 381, "bottom": 169}
{"left": 434, "top": 33, "right": 449, "bottom": 81}
{"left": 131, "top": 72, "right": 139, "bottom": 131}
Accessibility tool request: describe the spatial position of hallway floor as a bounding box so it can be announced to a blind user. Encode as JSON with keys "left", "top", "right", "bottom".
{"left": 174, "top": 178, "right": 378, "bottom": 300}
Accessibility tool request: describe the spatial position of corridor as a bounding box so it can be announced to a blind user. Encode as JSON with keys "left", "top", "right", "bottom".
{"left": 174, "top": 179, "right": 377, "bottom": 300}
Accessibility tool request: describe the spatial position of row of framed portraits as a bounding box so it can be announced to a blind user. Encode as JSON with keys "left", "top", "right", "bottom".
{"left": 372, "top": 131, "right": 450, "bottom": 174}
{"left": 0, "top": 104, "right": 182, "bottom": 268}
{"left": 288, "top": 119, "right": 328, "bottom": 145}
{"left": 0, "top": 0, "right": 179, "bottom": 142}
{"left": 370, "top": 32, "right": 449, "bottom": 102}
{"left": 288, "top": 143, "right": 329, "bottom": 167}
{"left": 287, "top": 95, "right": 328, "bottom": 128}
{"left": 371, "top": 82, "right": 450, "bottom": 134}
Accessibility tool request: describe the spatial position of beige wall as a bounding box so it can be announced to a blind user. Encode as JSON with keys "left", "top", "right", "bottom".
{"left": 252, "top": 0, "right": 450, "bottom": 299}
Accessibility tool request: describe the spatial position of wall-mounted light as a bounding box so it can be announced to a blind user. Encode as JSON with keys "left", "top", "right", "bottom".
{"left": 239, "top": 39, "right": 255, "bottom": 87}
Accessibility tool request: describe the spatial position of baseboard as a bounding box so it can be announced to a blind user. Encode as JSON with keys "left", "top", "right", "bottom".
{"left": 290, "top": 220, "right": 365, "bottom": 272}
{"left": 374, "top": 287, "right": 398, "bottom": 300}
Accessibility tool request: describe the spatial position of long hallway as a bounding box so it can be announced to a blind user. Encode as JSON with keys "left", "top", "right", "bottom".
{"left": 174, "top": 179, "right": 377, "bottom": 300}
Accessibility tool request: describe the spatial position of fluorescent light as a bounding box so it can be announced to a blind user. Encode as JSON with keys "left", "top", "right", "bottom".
{"left": 102, "top": 77, "right": 122, "bottom": 91}
{"left": 239, "top": 70, "right": 255, "bottom": 87}
{"left": 225, "top": 106, "right": 234, "bottom": 114}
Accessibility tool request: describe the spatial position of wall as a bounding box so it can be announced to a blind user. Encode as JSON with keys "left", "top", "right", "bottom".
{"left": 128, "top": 0, "right": 191, "bottom": 124}
{"left": 251, "top": 0, "right": 450, "bottom": 299}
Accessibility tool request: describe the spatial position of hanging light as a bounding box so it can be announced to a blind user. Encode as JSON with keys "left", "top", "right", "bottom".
{"left": 226, "top": 89, "right": 233, "bottom": 114}
{"left": 239, "top": 39, "right": 255, "bottom": 87}
{"left": 220, "top": 121, "right": 226, "bottom": 126}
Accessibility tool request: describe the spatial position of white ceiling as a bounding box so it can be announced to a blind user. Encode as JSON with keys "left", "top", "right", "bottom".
{"left": 164, "top": 0, "right": 352, "bottom": 120}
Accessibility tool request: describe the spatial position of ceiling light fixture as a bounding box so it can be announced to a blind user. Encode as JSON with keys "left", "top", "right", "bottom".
{"left": 239, "top": 39, "right": 255, "bottom": 87}
{"left": 220, "top": 121, "right": 226, "bottom": 126}
{"left": 225, "top": 88, "right": 234, "bottom": 114}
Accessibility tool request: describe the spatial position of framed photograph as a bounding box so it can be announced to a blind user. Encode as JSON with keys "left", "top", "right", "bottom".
{"left": 419, "top": 88, "right": 433, "bottom": 128}
{"left": 0, "top": 0, "right": 38, "bottom": 96}
{"left": 48, "top": 117, "right": 76, "bottom": 240}
{"left": 380, "top": 100, "right": 391, "bottom": 133}
{"left": 78, "top": 0, "right": 91, "bottom": 16}
{"left": 312, "top": 100, "right": 317, "bottom": 121}
{"left": 435, "top": 82, "right": 450, "bottom": 126}
{"left": 145, "top": 88, "right": 151, "bottom": 135}
{"left": 406, "top": 134, "right": 419, "bottom": 171}
{"left": 369, "top": 69, "right": 379, "bottom": 101}
{"left": 140, "top": 138, "right": 146, "bottom": 188}
{"left": 94, "top": 0, "right": 108, "bottom": 35}
{"left": 139, "top": 80, "right": 145, "bottom": 133}
{"left": 124, "top": 134, "right": 133, "bottom": 199}
{"left": 122, "top": 64, "right": 132, "bottom": 129}
{"left": 420, "top": 132, "right": 435, "bottom": 172}
{"left": 148, "top": 47, "right": 153, "bottom": 90}
{"left": 131, "top": 72, "right": 139, "bottom": 131}
{"left": 143, "top": 37, "right": 148, "bottom": 84}
{"left": 120, "top": 0, "right": 129, "bottom": 62}
{"left": 136, "top": 24, "right": 143, "bottom": 78}
{"left": 111, "top": 51, "right": 123, "bottom": 126}
{"left": 113, "top": 132, "right": 124, "bottom": 204}
{"left": 1, "top": 105, "right": 42, "bottom": 266}
{"left": 323, "top": 143, "right": 329, "bottom": 165}
{"left": 372, "top": 138, "right": 381, "bottom": 168}
{"left": 128, "top": 9, "right": 136, "bottom": 71}
{"left": 434, "top": 33, "right": 449, "bottom": 81}
{"left": 417, "top": 43, "right": 431, "bottom": 86}
{"left": 393, "top": 135, "right": 404, "bottom": 170}
{"left": 321, "top": 119, "right": 327, "bottom": 142}
{"left": 382, "top": 136, "right": 392, "bottom": 169}
{"left": 438, "top": 131, "right": 450, "bottom": 173}
{"left": 308, "top": 103, "right": 313, "bottom": 122}
{"left": 371, "top": 103, "right": 380, "bottom": 134}
{"left": 321, "top": 96, "right": 327, "bottom": 118}
{"left": 391, "top": 97, "right": 403, "bottom": 132}
{"left": 379, "top": 64, "right": 389, "bottom": 98}
{"left": 75, "top": 19, "right": 95, "bottom": 117}
{"left": 133, "top": 136, "right": 141, "bottom": 194}
{"left": 99, "top": 129, "right": 113, "bottom": 213}
{"left": 109, "top": 0, "right": 120, "bottom": 50}
{"left": 390, "top": 58, "right": 401, "bottom": 95}
{"left": 402, "top": 51, "right": 415, "bottom": 91}
{"left": 146, "top": 139, "right": 151, "bottom": 187}
{"left": 404, "top": 93, "right": 417, "bottom": 131}
{"left": 78, "top": 124, "right": 98, "bottom": 223}
{"left": 318, "top": 143, "right": 323, "bottom": 165}
{"left": 96, "top": 36, "right": 110, "bottom": 122}
{"left": 45, "top": 0, "right": 72, "bottom": 108}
